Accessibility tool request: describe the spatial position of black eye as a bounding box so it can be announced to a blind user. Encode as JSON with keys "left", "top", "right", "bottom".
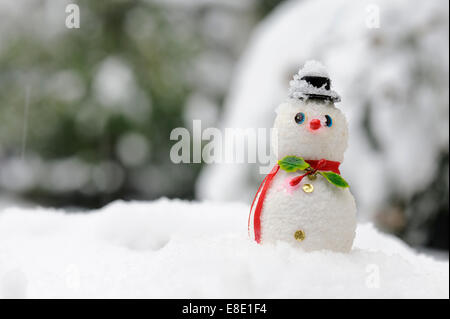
{"left": 294, "top": 112, "right": 305, "bottom": 124}
{"left": 325, "top": 115, "right": 332, "bottom": 127}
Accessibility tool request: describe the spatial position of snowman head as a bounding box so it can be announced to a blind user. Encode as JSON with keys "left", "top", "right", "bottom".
{"left": 272, "top": 61, "right": 348, "bottom": 162}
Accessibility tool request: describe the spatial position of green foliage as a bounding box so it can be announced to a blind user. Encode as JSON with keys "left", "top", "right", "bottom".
{"left": 278, "top": 156, "right": 310, "bottom": 172}
{"left": 319, "top": 171, "right": 349, "bottom": 188}
{"left": 0, "top": 0, "right": 202, "bottom": 207}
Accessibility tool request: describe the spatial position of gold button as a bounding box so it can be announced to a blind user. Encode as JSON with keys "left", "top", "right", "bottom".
{"left": 307, "top": 174, "right": 317, "bottom": 180}
{"left": 302, "top": 183, "right": 314, "bottom": 193}
{"left": 294, "top": 229, "right": 306, "bottom": 242}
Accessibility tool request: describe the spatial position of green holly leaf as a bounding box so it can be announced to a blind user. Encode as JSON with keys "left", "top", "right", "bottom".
{"left": 278, "top": 156, "right": 310, "bottom": 172}
{"left": 319, "top": 171, "right": 349, "bottom": 188}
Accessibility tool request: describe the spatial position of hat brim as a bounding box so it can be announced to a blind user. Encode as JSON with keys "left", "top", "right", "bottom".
{"left": 302, "top": 93, "right": 341, "bottom": 103}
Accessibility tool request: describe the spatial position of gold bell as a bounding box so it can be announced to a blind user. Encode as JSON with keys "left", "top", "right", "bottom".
{"left": 302, "top": 183, "right": 314, "bottom": 193}
{"left": 294, "top": 229, "right": 306, "bottom": 242}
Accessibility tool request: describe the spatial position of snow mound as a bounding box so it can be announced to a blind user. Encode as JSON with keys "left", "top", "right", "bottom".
{"left": 0, "top": 199, "right": 448, "bottom": 298}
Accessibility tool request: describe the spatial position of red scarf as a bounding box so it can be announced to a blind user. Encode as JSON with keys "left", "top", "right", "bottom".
{"left": 289, "top": 159, "right": 340, "bottom": 186}
{"left": 248, "top": 159, "right": 341, "bottom": 243}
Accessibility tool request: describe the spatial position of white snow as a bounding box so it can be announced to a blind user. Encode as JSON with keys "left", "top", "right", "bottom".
{"left": 296, "top": 60, "right": 329, "bottom": 79}
{"left": 0, "top": 199, "right": 448, "bottom": 298}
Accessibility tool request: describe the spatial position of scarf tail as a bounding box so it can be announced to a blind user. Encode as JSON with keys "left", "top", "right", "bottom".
{"left": 248, "top": 164, "right": 280, "bottom": 243}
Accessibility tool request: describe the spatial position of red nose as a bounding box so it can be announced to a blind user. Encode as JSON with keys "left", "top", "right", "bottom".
{"left": 309, "top": 119, "right": 321, "bottom": 130}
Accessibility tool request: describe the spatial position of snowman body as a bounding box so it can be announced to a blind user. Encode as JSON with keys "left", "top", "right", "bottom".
{"left": 249, "top": 93, "right": 357, "bottom": 252}
{"left": 260, "top": 168, "right": 356, "bottom": 252}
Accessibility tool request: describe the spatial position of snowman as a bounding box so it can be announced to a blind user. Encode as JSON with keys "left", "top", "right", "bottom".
{"left": 248, "top": 61, "right": 356, "bottom": 252}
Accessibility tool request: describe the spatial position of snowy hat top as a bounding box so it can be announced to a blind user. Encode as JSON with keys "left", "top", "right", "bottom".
{"left": 288, "top": 60, "right": 341, "bottom": 103}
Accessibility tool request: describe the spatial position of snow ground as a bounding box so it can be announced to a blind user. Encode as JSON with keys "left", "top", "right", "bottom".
{"left": 0, "top": 198, "right": 448, "bottom": 299}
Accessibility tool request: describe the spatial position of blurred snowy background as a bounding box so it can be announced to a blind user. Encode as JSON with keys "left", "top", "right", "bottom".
{"left": 0, "top": 0, "right": 448, "bottom": 254}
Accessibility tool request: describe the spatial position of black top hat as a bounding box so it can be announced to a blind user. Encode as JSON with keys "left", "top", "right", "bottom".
{"left": 288, "top": 62, "right": 341, "bottom": 103}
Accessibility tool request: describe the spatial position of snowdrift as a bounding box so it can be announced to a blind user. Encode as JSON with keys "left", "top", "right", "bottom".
{"left": 0, "top": 199, "right": 448, "bottom": 298}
